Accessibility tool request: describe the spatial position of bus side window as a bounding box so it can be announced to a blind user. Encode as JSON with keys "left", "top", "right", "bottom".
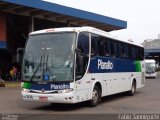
{"left": 124, "top": 44, "right": 129, "bottom": 59}
{"left": 110, "top": 41, "right": 114, "bottom": 57}
{"left": 98, "top": 37, "right": 105, "bottom": 56}
{"left": 128, "top": 45, "right": 132, "bottom": 59}
{"left": 140, "top": 48, "right": 144, "bottom": 60}
{"left": 131, "top": 46, "right": 136, "bottom": 60}
{"left": 114, "top": 42, "right": 118, "bottom": 57}
{"left": 77, "top": 34, "right": 89, "bottom": 54}
{"left": 104, "top": 38, "right": 111, "bottom": 57}
{"left": 76, "top": 32, "right": 89, "bottom": 80}
{"left": 91, "top": 34, "right": 99, "bottom": 57}
{"left": 135, "top": 47, "right": 139, "bottom": 60}
{"left": 118, "top": 43, "right": 124, "bottom": 58}
{"left": 138, "top": 47, "right": 143, "bottom": 60}
{"left": 116, "top": 42, "right": 123, "bottom": 58}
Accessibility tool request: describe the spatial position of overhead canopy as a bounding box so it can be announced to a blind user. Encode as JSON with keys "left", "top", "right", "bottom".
{"left": 145, "top": 49, "right": 160, "bottom": 57}
{"left": 0, "top": 0, "right": 127, "bottom": 31}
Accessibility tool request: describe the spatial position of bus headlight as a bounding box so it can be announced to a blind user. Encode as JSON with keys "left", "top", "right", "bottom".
{"left": 22, "top": 88, "right": 30, "bottom": 93}
{"left": 58, "top": 88, "right": 73, "bottom": 93}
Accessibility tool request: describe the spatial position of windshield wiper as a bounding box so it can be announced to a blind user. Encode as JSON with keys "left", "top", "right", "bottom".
{"left": 46, "top": 54, "right": 49, "bottom": 71}
{"left": 30, "top": 54, "right": 43, "bottom": 82}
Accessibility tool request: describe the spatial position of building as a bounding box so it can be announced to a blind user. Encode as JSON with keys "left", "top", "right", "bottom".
{"left": 0, "top": 0, "right": 127, "bottom": 53}
{"left": 0, "top": 0, "right": 127, "bottom": 79}
{"left": 142, "top": 36, "right": 160, "bottom": 65}
{"left": 142, "top": 39, "right": 160, "bottom": 49}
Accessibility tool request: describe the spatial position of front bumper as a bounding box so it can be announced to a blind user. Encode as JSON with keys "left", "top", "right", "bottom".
{"left": 21, "top": 91, "right": 75, "bottom": 103}
{"left": 145, "top": 73, "right": 157, "bottom": 78}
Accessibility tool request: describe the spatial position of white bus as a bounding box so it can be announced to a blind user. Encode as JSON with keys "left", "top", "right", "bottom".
{"left": 21, "top": 27, "right": 145, "bottom": 107}
{"left": 145, "top": 59, "right": 157, "bottom": 78}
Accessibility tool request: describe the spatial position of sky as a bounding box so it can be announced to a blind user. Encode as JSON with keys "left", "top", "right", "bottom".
{"left": 44, "top": 0, "right": 160, "bottom": 45}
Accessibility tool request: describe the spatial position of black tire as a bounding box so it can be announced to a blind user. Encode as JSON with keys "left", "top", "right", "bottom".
{"left": 128, "top": 81, "right": 136, "bottom": 96}
{"left": 89, "top": 85, "right": 100, "bottom": 107}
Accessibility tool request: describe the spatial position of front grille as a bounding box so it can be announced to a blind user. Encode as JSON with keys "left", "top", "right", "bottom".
{"left": 30, "top": 90, "right": 58, "bottom": 94}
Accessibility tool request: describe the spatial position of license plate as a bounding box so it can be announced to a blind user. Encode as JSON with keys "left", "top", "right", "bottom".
{"left": 39, "top": 96, "right": 48, "bottom": 101}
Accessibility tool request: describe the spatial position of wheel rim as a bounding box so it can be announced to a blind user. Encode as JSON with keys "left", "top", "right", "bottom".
{"left": 92, "top": 89, "right": 98, "bottom": 103}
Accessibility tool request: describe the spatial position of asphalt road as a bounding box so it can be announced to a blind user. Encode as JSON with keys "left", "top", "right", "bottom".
{"left": 0, "top": 75, "right": 160, "bottom": 115}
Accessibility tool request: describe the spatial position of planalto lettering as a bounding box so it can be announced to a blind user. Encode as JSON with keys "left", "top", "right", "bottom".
{"left": 98, "top": 59, "right": 113, "bottom": 70}
{"left": 50, "top": 84, "right": 70, "bottom": 90}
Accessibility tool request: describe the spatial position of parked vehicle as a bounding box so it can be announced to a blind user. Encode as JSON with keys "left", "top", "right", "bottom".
{"left": 145, "top": 59, "right": 157, "bottom": 78}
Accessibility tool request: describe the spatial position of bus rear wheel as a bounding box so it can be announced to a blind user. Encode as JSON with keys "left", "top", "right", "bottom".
{"left": 128, "top": 81, "right": 136, "bottom": 96}
{"left": 89, "top": 85, "right": 100, "bottom": 107}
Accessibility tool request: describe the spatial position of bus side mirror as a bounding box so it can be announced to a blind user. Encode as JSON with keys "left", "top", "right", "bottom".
{"left": 16, "top": 48, "right": 24, "bottom": 64}
{"left": 75, "top": 48, "right": 81, "bottom": 54}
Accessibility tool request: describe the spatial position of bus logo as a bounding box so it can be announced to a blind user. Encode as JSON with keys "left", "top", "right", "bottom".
{"left": 41, "top": 88, "right": 45, "bottom": 92}
{"left": 98, "top": 59, "right": 113, "bottom": 70}
{"left": 50, "top": 84, "right": 70, "bottom": 90}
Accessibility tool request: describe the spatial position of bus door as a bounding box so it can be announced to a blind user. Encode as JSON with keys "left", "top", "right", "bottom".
{"left": 75, "top": 32, "right": 92, "bottom": 102}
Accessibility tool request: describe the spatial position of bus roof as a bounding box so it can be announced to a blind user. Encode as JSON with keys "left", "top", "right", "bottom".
{"left": 30, "top": 26, "right": 143, "bottom": 47}
{"left": 145, "top": 59, "right": 156, "bottom": 63}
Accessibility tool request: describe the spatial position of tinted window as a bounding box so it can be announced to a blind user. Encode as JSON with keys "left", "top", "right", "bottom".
{"left": 104, "top": 38, "right": 111, "bottom": 57}
{"left": 77, "top": 33, "right": 89, "bottom": 54}
{"left": 91, "top": 34, "right": 99, "bottom": 56}
{"left": 139, "top": 47, "right": 144, "bottom": 60}
{"left": 98, "top": 37, "right": 105, "bottom": 56}
{"left": 91, "top": 34, "right": 106, "bottom": 57}
{"left": 123, "top": 44, "right": 128, "bottom": 58}
{"left": 116, "top": 42, "right": 123, "bottom": 58}
{"left": 90, "top": 33, "right": 144, "bottom": 61}
{"left": 76, "top": 32, "right": 89, "bottom": 80}
{"left": 110, "top": 41, "right": 115, "bottom": 57}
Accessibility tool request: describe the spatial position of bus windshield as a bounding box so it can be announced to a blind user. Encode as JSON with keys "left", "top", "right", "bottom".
{"left": 22, "top": 32, "right": 76, "bottom": 82}
{"left": 145, "top": 63, "right": 156, "bottom": 73}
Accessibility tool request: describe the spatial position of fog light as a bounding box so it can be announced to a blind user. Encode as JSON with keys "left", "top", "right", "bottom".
{"left": 62, "top": 88, "right": 73, "bottom": 93}
{"left": 22, "top": 88, "right": 30, "bottom": 92}
{"left": 59, "top": 88, "right": 73, "bottom": 93}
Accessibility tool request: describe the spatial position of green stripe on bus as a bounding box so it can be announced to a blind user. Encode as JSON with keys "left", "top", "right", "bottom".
{"left": 135, "top": 60, "right": 142, "bottom": 72}
{"left": 23, "top": 82, "right": 31, "bottom": 89}
{"left": 138, "top": 61, "right": 142, "bottom": 72}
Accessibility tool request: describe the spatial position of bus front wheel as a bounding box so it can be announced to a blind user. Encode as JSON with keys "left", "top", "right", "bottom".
{"left": 89, "top": 85, "right": 100, "bottom": 107}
